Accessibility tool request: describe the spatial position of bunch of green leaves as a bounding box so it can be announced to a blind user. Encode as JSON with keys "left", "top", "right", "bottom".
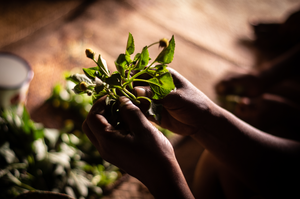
{"left": 67, "top": 33, "right": 176, "bottom": 123}
{"left": 0, "top": 107, "right": 119, "bottom": 199}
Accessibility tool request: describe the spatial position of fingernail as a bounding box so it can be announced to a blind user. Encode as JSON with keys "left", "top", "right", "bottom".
{"left": 135, "top": 87, "right": 146, "bottom": 97}
{"left": 119, "top": 96, "right": 132, "bottom": 108}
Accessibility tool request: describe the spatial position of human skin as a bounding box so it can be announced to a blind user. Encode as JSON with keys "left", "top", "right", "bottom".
{"left": 150, "top": 69, "right": 300, "bottom": 198}
{"left": 82, "top": 96, "right": 195, "bottom": 199}
{"left": 215, "top": 43, "right": 300, "bottom": 97}
{"left": 83, "top": 68, "right": 300, "bottom": 199}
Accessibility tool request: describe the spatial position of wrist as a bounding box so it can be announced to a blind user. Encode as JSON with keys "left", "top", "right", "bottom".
{"left": 190, "top": 100, "right": 230, "bottom": 144}
{"left": 137, "top": 156, "right": 194, "bottom": 199}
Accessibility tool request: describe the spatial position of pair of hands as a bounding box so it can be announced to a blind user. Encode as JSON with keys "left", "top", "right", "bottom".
{"left": 82, "top": 68, "right": 210, "bottom": 197}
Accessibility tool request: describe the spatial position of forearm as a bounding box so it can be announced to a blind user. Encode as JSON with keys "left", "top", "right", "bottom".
{"left": 136, "top": 157, "right": 194, "bottom": 199}
{"left": 191, "top": 101, "right": 300, "bottom": 196}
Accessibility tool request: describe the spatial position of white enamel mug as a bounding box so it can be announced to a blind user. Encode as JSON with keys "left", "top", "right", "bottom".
{"left": 0, "top": 53, "right": 34, "bottom": 109}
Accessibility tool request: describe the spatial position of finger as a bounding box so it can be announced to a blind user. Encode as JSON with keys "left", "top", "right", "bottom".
{"left": 119, "top": 96, "right": 153, "bottom": 135}
{"left": 133, "top": 87, "right": 153, "bottom": 98}
{"left": 89, "top": 95, "right": 107, "bottom": 115}
{"left": 87, "top": 95, "right": 119, "bottom": 134}
{"left": 132, "top": 87, "right": 152, "bottom": 114}
{"left": 167, "top": 68, "right": 188, "bottom": 89}
{"left": 82, "top": 120, "right": 101, "bottom": 149}
{"left": 148, "top": 109, "right": 196, "bottom": 136}
{"left": 87, "top": 97, "right": 133, "bottom": 142}
{"left": 86, "top": 96, "right": 117, "bottom": 139}
{"left": 86, "top": 109, "right": 113, "bottom": 135}
{"left": 215, "top": 79, "right": 238, "bottom": 95}
{"left": 84, "top": 115, "right": 127, "bottom": 164}
{"left": 87, "top": 95, "right": 111, "bottom": 131}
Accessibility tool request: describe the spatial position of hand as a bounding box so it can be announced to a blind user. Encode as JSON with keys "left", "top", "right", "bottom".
{"left": 136, "top": 68, "right": 216, "bottom": 136}
{"left": 82, "top": 96, "right": 194, "bottom": 198}
{"left": 215, "top": 72, "right": 266, "bottom": 97}
{"left": 82, "top": 96, "right": 174, "bottom": 177}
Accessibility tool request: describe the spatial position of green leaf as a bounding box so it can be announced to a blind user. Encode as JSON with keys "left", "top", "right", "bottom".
{"left": 125, "top": 51, "right": 132, "bottom": 64}
{"left": 82, "top": 67, "right": 100, "bottom": 80}
{"left": 0, "top": 142, "right": 16, "bottom": 164}
{"left": 66, "top": 74, "right": 93, "bottom": 84}
{"left": 34, "top": 129, "right": 44, "bottom": 140}
{"left": 21, "top": 106, "right": 30, "bottom": 123}
{"left": 70, "top": 169, "right": 91, "bottom": 197}
{"left": 145, "top": 69, "right": 157, "bottom": 76}
{"left": 94, "top": 84, "right": 105, "bottom": 93}
{"left": 126, "top": 33, "right": 135, "bottom": 55}
{"left": 21, "top": 107, "right": 34, "bottom": 134}
{"left": 115, "top": 54, "right": 128, "bottom": 77}
{"left": 155, "top": 64, "right": 168, "bottom": 74}
{"left": 148, "top": 72, "right": 175, "bottom": 99}
{"left": 106, "top": 73, "right": 121, "bottom": 86}
{"left": 48, "top": 152, "right": 70, "bottom": 168}
{"left": 97, "top": 54, "right": 109, "bottom": 75}
{"left": 135, "top": 46, "right": 149, "bottom": 70}
{"left": 155, "top": 35, "right": 175, "bottom": 64}
{"left": 133, "top": 53, "right": 141, "bottom": 62}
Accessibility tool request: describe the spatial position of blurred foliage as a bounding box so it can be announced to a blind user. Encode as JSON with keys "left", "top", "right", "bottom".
{"left": 47, "top": 77, "right": 93, "bottom": 122}
{"left": 0, "top": 81, "right": 119, "bottom": 199}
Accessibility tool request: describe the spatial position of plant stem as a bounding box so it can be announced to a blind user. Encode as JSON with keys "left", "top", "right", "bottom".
{"left": 118, "top": 89, "right": 134, "bottom": 101}
{"left": 137, "top": 96, "right": 152, "bottom": 110}
{"left": 18, "top": 182, "right": 35, "bottom": 191}
{"left": 123, "top": 87, "right": 136, "bottom": 100}
{"left": 7, "top": 172, "right": 35, "bottom": 191}
{"left": 147, "top": 41, "right": 159, "bottom": 48}
{"left": 130, "top": 70, "right": 147, "bottom": 81}
{"left": 112, "top": 89, "right": 120, "bottom": 98}
{"left": 132, "top": 79, "right": 161, "bottom": 87}
{"left": 122, "top": 70, "right": 148, "bottom": 89}
{"left": 113, "top": 85, "right": 135, "bottom": 100}
{"left": 136, "top": 96, "right": 152, "bottom": 104}
{"left": 146, "top": 61, "right": 156, "bottom": 70}
{"left": 127, "top": 68, "right": 134, "bottom": 90}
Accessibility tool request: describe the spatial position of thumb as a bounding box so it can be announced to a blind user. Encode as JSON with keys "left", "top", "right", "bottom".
{"left": 134, "top": 87, "right": 153, "bottom": 98}
{"left": 119, "top": 96, "right": 152, "bottom": 134}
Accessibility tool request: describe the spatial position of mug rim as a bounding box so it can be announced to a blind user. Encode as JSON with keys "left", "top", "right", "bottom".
{"left": 0, "top": 52, "right": 34, "bottom": 90}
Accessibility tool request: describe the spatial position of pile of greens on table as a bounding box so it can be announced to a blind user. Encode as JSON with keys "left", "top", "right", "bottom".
{"left": 0, "top": 98, "right": 119, "bottom": 199}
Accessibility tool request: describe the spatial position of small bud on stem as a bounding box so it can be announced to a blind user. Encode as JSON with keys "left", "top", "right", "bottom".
{"left": 159, "top": 38, "right": 169, "bottom": 48}
{"left": 85, "top": 48, "right": 95, "bottom": 59}
{"left": 87, "top": 91, "right": 93, "bottom": 96}
{"left": 79, "top": 82, "right": 88, "bottom": 91}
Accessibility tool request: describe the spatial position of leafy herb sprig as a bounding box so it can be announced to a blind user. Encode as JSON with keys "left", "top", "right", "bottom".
{"left": 67, "top": 33, "right": 175, "bottom": 122}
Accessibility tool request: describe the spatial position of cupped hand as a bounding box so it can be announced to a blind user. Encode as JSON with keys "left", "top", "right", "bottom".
{"left": 82, "top": 96, "right": 175, "bottom": 181}
{"left": 135, "top": 68, "right": 216, "bottom": 136}
{"left": 215, "top": 72, "right": 266, "bottom": 97}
